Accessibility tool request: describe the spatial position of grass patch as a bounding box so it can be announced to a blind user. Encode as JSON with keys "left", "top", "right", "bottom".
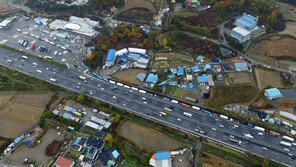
{"left": 171, "top": 11, "right": 196, "bottom": 17}
{"left": 205, "top": 84, "right": 259, "bottom": 108}
{"left": 166, "top": 85, "right": 183, "bottom": 98}
{"left": 64, "top": 149, "right": 81, "bottom": 161}
{"left": 81, "top": 126, "right": 97, "bottom": 135}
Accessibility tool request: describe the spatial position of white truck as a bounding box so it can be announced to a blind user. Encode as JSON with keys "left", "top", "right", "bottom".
{"left": 131, "top": 87, "right": 138, "bottom": 91}
{"left": 171, "top": 100, "right": 179, "bottom": 104}
{"left": 50, "top": 78, "right": 57, "bottom": 82}
{"left": 283, "top": 135, "right": 295, "bottom": 142}
{"left": 254, "top": 126, "right": 265, "bottom": 132}
{"left": 109, "top": 80, "right": 116, "bottom": 84}
{"left": 183, "top": 112, "right": 192, "bottom": 117}
{"left": 78, "top": 76, "right": 86, "bottom": 80}
{"left": 219, "top": 115, "right": 228, "bottom": 119}
{"left": 22, "top": 56, "right": 28, "bottom": 59}
{"left": 116, "top": 82, "right": 123, "bottom": 87}
{"left": 192, "top": 106, "right": 200, "bottom": 110}
{"left": 139, "top": 90, "right": 146, "bottom": 94}
{"left": 280, "top": 141, "right": 292, "bottom": 147}
{"left": 244, "top": 133, "right": 253, "bottom": 139}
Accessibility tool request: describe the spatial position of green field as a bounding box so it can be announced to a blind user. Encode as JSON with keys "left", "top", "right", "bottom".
{"left": 166, "top": 85, "right": 183, "bottom": 98}
{"left": 171, "top": 11, "right": 196, "bottom": 17}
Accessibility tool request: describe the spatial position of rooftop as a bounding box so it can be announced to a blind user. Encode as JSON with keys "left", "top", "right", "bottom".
{"left": 237, "top": 18, "right": 254, "bottom": 27}
{"left": 54, "top": 156, "right": 75, "bottom": 167}
{"left": 232, "top": 26, "right": 251, "bottom": 36}
{"left": 234, "top": 62, "right": 248, "bottom": 67}
{"left": 177, "top": 67, "right": 184, "bottom": 75}
{"left": 156, "top": 151, "right": 171, "bottom": 160}
{"left": 106, "top": 49, "right": 116, "bottom": 62}
{"left": 265, "top": 88, "right": 282, "bottom": 98}
{"left": 146, "top": 73, "right": 158, "bottom": 83}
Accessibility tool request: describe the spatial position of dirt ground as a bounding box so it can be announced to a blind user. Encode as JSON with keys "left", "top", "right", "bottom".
{"left": 172, "top": 150, "right": 191, "bottom": 167}
{"left": 118, "top": 121, "right": 184, "bottom": 151}
{"left": 0, "top": 93, "right": 52, "bottom": 138}
{"left": 0, "top": 93, "right": 14, "bottom": 107}
{"left": 227, "top": 72, "right": 255, "bottom": 84}
{"left": 121, "top": 0, "right": 156, "bottom": 13}
{"left": 254, "top": 67, "right": 283, "bottom": 90}
{"left": 266, "top": 37, "right": 296, "bottom": 58}
{"left": 222, "top": 57, "right": 249, "bottom": 64}
{"left": 112, "top": 68, "right": 147, "bottom": 86}
{"left": 200, "top": 152, "right": 243, "bottom": 167}
{"left": 7, "top": 129, "right": 64, "bottom": 166}
{"left": 153, "top": 52, "right": 194, "bottom": 69}
{"left": 115, "top": 8, "right": 154, "bottom": 24}
{"left": 0, "top": 1, "right": 19, "bottom": 15}
{"left": 279, "top": 22, "right": 296, "bottom": 38}
{"left": 180, "top": 89, "right": 198, "bottom": 99}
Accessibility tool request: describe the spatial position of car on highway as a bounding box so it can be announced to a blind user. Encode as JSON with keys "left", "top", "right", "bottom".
{"left": 230, "top": 135, "right": 234, "bottom": 138}
{"left": 284, "top": 148, "right": 290, "bottom": 152}
{"left": 177, "top": 118, "right": 181, "bottom": 121}
{"left": 212, "top": 128, "right": 216, "bottom": 131}
{"left": 263, "top": 147, "right": 267, "bottom": 150}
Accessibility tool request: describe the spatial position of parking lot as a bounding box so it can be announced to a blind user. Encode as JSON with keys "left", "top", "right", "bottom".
{"left": 0, "top": 16, "right": 90, "bottom": 69}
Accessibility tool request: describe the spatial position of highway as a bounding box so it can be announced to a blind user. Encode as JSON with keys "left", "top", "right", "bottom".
{"left": 0, "top": 47, "right": 295, "bottom": 166}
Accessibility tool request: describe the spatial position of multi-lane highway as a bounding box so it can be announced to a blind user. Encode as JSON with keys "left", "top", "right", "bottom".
{"left": 0, "top": 46, "right": 295, "bottom": 166}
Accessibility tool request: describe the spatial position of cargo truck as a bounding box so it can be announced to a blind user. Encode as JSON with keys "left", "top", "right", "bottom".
{"left": 171, "top": 100, "right": 179, "bottom": 104}
{"left": 50, "top": 78, "right": 57, "bottom": 82}
{"left": 283, "top": 135, "right": 294, "bottom": 142}
{"left": 78, "top": 76, "right": 86, "bottom": 80}
{"left": 183, "top": 112, "right": 192, "bottom": 117}
{"left": 154, "top": 111, "right": 166, "bottom": 116}
{"left": 280, "top": 141, "right": 292, "bottom": 147}
{"left": 244, "top": 133, "right": 253, "bottom": 139}
{"left": 192, "top": 106, "right": 200, "bottom": 110}
{"left": 254, "top": 126, "right": 265, "bottom": 132}
{"left": 229, "top": 138, "right": 242, "bottom": 144}
{"left": 219, "top": 115, "right": 228, "bottom": 119}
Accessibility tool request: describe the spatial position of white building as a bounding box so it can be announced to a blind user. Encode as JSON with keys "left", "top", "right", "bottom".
{"left": 49, "top": 16, "right": 100, "bottom": 37}
{"left": 231, "top": 26, "right": 251, "bottom": 43}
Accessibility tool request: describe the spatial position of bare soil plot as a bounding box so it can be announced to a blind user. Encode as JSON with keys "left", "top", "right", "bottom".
{"left": 180, "top": 89, "right": 198, "bottom": 99}
{"left": 0, "top": 93, "right": 14, "bottom": 107}
{"left": 118, "top": 121, "right": 184, "bottom": 151}
{"left": 12, "top": 93, "right": 52, "bottom": 108}
{"left": 279, "top": 22, "right": 296, "bottom": 38}
{"left": 222, "top": 57, "right": 249, "bottom": 64}
{"left": 121, "top": 0, "right": 156, "bottom": 13}
{"left": 0, "top": 93, "right": 51, "bottom": 138}
{"left": 178, "top": 10, "right": 222, "bottom": 28}
{"left": 227, "top": 72, "right": 255, "bottom": 84}
{"left": 201, "top": 152, "right": 243, "bottom": 167}
{"left": 153, "top": 52, "right": 194, "bottom": 69}
{"left": 254, "top": 67, "right": 283, "bottom": 90}
{"left": 8, "top": 129, "right": 64, "bottom": 165}
{"left": 115, "top": 8, "right": 154, "bottom": 24}
{"left": 112, "top": 68, "right": 147, "bottom": 86}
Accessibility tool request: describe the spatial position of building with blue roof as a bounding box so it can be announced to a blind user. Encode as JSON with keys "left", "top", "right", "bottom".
{"left": 156, "top": 151, "right": 171, "bottom": 159}
{"left": 112, "top": 149, "right": 120, "bottom": 159}
{"left": 105, "top": 49, "right": 116, "bottom": 67}
{"left": 235, "top": 13, "right": 258, "bottom": 30}
{"left": 197, "top": 74, "right": 208, "bottom": 83}
{"left": 171, "top": 68, "right": 177, "bottom": 74}
{"left": 127, "top": 53, "right": 140, "bottom": 60}
{"left": 55, "top": 33, "right": 67, "bottom": 38}
{"left": 34, "top": 17, "right": 46, "bottom": 25}
{"left": 192, "top": 66, "right": 200, "bottom": 73}
{"left": 234, "top": 62, "right": 248, "bottom": 71}
{"left": 146, "top": 74, "right": 158, "bottom": 83}
{"left": 204, "top": 64, "right": 211, "bottom": 70}
{"left": 264, "top": 88, "right": 282, "bottom": 100}
{"left": 177, "top": 67, "right": 184, "bottom": 75}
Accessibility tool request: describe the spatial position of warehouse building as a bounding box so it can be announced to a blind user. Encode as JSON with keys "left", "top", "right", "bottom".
{"left": 105, "top": 49, "right": 116, "bottom": 67}
{"left": 146, "top": 73, "right": 158, "bottom": 83}
{"left": 34, "top": 17, "right": 49, "bottom": 25}
{"left": 231, "top": 26, "right": 251, "bottom": 43}
{"left": 264, "top": 88, "right": 283, "bottom": 100}
{"left": 49, "top": 16, "right": 100, "bottom": 37}
{"left": 235, "top": 13, "right": 258, "bottom": 31}
{"left": 54, "top": 156, "right": 75, "bottom": 167}
{"left": 234, "top": 62, "right": 249, "bottom": 71}
{"left": 149, "top": 151, "right": 172, "bottom": 167}
{"left": 177, "top": 67, "right": 184, "bottom": 76}
{"left": 197, "top": 74, "right": 208, "bottom": 84}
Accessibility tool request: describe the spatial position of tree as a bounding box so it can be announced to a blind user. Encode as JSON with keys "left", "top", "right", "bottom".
{"left": 113, "top": 114, "right": 121, "bottom": 123}
{"left": 105, "top": 134, "right": 114, "bottom": 142}
{"left": 76, "top": 94, "right": 85, "bottom": 103}
{"left": 163, "top": 38, "right": 167, "bottom": 47}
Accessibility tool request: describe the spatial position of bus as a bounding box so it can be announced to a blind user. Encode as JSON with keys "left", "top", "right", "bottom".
{"left": 116, "top": 82, "right": 123, "bottom": 87}
{"left": 131, "top": 87, "right": 138, "bottom": 91}
{"left": 183, "top": 112, "right": 192, "bottom": 117}
{"left": 283, "top": 135, "right": 294, "bottom": 142}
{"left": 229, "top": 138, "right": 242, "bottom": 144}
{"left": 139, "top": 90, "right": 146, "bottom": 94}
{"left": 109, "top": 80, "right": 116, "bottom": 84}
{"left": 254, "top": 126, "right": 265, "bottom": 132}
{"left": 269, "top": 130, "right": 280, "bottom": 137}
{"left": 192, "top": 106, "right": 200, "bottom": 110}
{"left": 78, "top": 76, "right": 86, "bottom": 80}
{"left": 124, "top": 85, "right": 130, "bottom": 89}
{"left": 171, "top": 100, "right": 179, "bottom": 104}
{"left": 181, "top": 103, "right": 191, "bottom": 108}
{"left": 280, "top": 141, "right": 292, "bottom": 147}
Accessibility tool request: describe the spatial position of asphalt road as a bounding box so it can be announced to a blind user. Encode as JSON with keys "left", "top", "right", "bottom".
{"left": 0, "top": 47, "right": 296, "bottom": 166}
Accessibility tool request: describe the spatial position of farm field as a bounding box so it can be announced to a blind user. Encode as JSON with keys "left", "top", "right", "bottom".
{"left": 279, "top": 22, "right": 296, "bottom": 37}
{"left": 254, "top": 67, "right": 283, "bottom": 90}
{"left": 200, "top": 152, "right": 243, "bottom": 167}
{"left": 205, "top": 85, "right": 259, "bottom": 108}
{"left": 115, "top": 8, "right": 154, "bottom": 24}
{"left": 112, "top": 68, "right": 147, "bottom": 86}
{"left": 153, "top": 52, "right": 194, "bottom": 69}
{"left": 166, "top": 85, "right": 183, "bottom": 98}
{"left": 118, "top": 121, "right": 184, "bottom": 151}
{"left": 0, "top": 92, "right": 52, "bottom": 138}
{"left": 120, "top": 0, "right": 156, "bottom": 13}
{"left": 227, "top": 72, "right": 255, "bottom": 85}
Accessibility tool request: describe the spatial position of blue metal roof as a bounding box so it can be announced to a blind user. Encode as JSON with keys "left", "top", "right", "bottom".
{"left": 146, "top": 74, "right": 158, "bottom": 83}
{"left": 189, "top": 82, "right": 194, "bottom": 89}
{"left": 156, "top": 151, "right": 170, "bottom": 159}
{"left": 192, "top": 66, "right": 200, "bottom": 72}
{"left": 34, "top": 17, "right": 44, "bottom": 21}
{"left": 63, "top": 113, "right": 71, "bottom": 119}
{"left": 204, "top": 64, "right": 211, "bottom": 69}
{"left": 237, "top": 18, "right": 254, "bottom": 27}
{"left": 234, "top": 63, "right": 247, "bottom": 67}
{"left": 177, "top": 67, "right": 184, "bottom": 75}
{"left": 128, "top": 53, "right": 140, "bottom": 59}
{"left": 112, "top": 150, "right": 120, "bottom": 159}
{"left": 265, "top": 88, "right": 282, "bottom": 98}
{"left": 171, "top": 68, "right": 177, "bottom": 73}
{"left": 55, "top": 33, "right": 67, "bottom": 38}
{"left": 198, "top": 74, "right": 208, "bottom": 82}
{"left": 136, "top": 73, "right": 146, "bottom": 81}
{"left": 106, "top": 49, "right": 116, "bottom": 62}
